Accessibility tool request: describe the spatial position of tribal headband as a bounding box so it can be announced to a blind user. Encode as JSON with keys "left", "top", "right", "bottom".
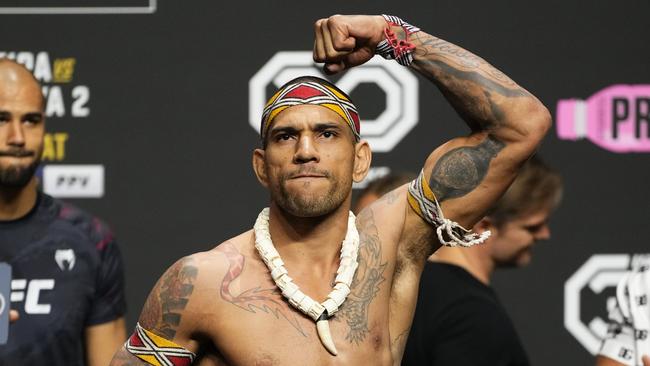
{"left": 260, "top": 77, "right": 361, "bottom": 142}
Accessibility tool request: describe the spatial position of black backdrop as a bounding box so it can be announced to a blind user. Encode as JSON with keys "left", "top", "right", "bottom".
{"left": 2, "top": 1, "right": 649, "bottom": 364}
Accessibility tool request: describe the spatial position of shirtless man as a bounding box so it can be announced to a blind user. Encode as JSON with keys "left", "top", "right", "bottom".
{"left": 110, "top": 14, "right": 551, "bottom": 365}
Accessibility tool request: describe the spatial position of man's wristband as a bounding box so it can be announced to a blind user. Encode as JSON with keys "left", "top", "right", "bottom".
{"left": 375, "top": 14, "right": 421, "bottom": 67}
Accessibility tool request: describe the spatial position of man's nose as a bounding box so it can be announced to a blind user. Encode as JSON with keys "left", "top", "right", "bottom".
{"left": 7, "top": 120, "right": 26, "bottom": 147}
{"left": 293, "top": 135, "right": 319, "bottom": 164}
{"left": 535, "top": 224, "right": 551, "bottom": 241}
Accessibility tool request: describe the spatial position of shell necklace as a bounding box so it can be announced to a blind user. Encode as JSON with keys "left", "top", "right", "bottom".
{"left": 253, "top": 207, "right": 360, "bottom": 356}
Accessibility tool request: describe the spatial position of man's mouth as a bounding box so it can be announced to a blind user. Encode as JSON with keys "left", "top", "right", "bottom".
{"left": 291, "top": 174, "right": 326, "bottom": 179}
{"left": 288, "top": 169, "right": 329, "bottom": 179}
{"left": 0, "top": 150, "right": 34, "bottom": 158}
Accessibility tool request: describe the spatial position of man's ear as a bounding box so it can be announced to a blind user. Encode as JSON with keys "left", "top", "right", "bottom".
{"left": 252, "top": 148, "right": 269, "bottom": 188}
{"left": 352, "top": 140, "right": 372, "bottom": 183}
{"left": 473, "top": 216, "right": 497, "bottom": 236}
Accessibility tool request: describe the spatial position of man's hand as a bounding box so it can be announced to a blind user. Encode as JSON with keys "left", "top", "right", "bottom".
{"left": 313, "top": 15, "right": 386, "bottom": 74}
{"left": 595, "top": 355, "right": 650, "bottom": 366}
{"left": 9, "top": 310, "right": 18, "bottom": 323}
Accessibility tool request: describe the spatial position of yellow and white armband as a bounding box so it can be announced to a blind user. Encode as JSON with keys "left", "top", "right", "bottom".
{"left": 126, "top": 323, "right": 196, "bottom": 366}
{"left": 408, "top": 169, "right": 490, "bottom": 247}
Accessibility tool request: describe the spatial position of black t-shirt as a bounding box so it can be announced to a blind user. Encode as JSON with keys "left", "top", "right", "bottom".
{"left": 402, "top": 262, "right": 530, "bottom": 366}
{"left": 0, "top": 192, "right": 126, "bottom": 366}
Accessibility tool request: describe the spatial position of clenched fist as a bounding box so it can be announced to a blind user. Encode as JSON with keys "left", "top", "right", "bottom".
{"left": 313, "top": 15, "right": 386, "bottom": 74}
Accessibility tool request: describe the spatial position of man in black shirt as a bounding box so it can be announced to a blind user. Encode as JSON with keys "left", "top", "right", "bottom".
{"left": 0, "top": 59, "right": 127, "bottom": 366}
{"left": 402, "top": 156, "right": 562, "bottom": 366}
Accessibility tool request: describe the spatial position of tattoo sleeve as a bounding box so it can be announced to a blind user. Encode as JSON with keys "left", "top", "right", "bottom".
{"left": 139, "top": 256, "right": 198, "bottom": 340}
{"left": 429, "top": 135, "right": 505, "bottom": 201}
{"left": 409, "top": 31, "right": 533, "bottom": 132}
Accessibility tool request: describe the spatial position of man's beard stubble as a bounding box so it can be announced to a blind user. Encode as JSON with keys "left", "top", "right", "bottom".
{"left": 0, "top": 148, "right": 40, "bottom": 188}
{"left": 494, "top": 245, "right": 534, "bottom": 269}
{"left": 273, "top": 170, "right": 351, "bottom": 218}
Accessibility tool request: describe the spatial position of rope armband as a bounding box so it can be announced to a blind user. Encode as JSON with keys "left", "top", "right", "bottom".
{"left": 375, "top": 14, "right": 421, "bottom": 66}
{"left": 408, "top": 169, "right": 491, "bottom": 247}
{"left": 125, "top": 323, "right": 196, "bottom": 366}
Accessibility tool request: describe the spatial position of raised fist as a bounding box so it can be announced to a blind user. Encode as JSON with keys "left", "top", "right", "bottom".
{"left": 313, "top": 15, "right": 386, "bottom": 74}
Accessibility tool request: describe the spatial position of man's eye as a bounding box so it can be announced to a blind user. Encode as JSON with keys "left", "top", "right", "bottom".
{"left": 322, "top": 131, "right": 335, "bottom": 138}
{"left": 277, "top": 134, "right": 292, "bottom": 141}
{"left": 524, "top": 224, "right": 543, "bottom": 233}
{"left": 23, "top": 114, "right": 43, "bottom": 124}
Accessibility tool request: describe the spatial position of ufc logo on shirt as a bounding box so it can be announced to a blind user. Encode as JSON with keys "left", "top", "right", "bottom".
{"left": 10, "top": 279, "right": 55, "bottom": 314}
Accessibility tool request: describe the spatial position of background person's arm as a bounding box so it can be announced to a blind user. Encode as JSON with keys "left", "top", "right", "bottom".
{"left": 594, "top": 355, "right": 650, "bottom": 366}
{"left": 85, "top": 317, "right": 127, "bottom": 366}
{"left": 595, "top": 355, "right": 630, "bottom": 366}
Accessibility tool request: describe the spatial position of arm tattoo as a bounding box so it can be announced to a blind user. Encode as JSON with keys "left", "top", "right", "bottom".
{"left": 216, "top": 242, "right": 307, "bottom": 337}
{"left": 334, "top": 209, "right": 388, "bottom": 344}
{"left": 411, "top": 32, "right": 532, "bottom": 131}
{"left": 428, "top": 136, "right": 505, "bottom": 202}
{"left": 414, "top": 33, "right": 526, "bottom": 92}
{"left": 425, "top": 58, "right": 530, "bottom": 99}
{"left": 140, "top": 257, "right": 198, "bottom": 339}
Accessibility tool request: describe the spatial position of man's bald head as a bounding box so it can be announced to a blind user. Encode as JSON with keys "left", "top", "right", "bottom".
{"left": 0, "top": 59, "right": 44, "bottom": 111}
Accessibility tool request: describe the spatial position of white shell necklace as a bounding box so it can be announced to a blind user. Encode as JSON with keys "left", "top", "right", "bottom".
{"left": 253, "top": 207, "right": 360, "bottom": 356}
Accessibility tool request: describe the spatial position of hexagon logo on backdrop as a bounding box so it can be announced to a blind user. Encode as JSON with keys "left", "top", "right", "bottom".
{"left": 0, "top": 0, "right": 156, "bottom": 14}
{"left": 249, "top": 51, "right": 419, "bottom": 153}
{"left": 564, "top": 253, "right": 649, "bottom": 354}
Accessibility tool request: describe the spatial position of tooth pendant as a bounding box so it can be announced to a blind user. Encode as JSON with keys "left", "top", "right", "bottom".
{"left": 253, "top": 208, "right": 360, "bottom": 358}
{"left": 316, "top": 317, "right": 338, "bottom": 356}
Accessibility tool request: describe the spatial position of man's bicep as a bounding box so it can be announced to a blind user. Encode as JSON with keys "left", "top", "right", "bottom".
{"left": 137, "top": 256, "right": 199, "bottom": 339}
{"left": 113, "top": 256, "right": 202, "bottom": 365}
{"left": 419, "top": 131, "right": 530, "bottom": 228}
{"left": 595, "top": 355, "right": 628, "bottom": 366}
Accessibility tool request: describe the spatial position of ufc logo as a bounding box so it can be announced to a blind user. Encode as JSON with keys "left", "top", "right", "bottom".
{"left": 10, "top": 279, "right": 55, "bottom": 314}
